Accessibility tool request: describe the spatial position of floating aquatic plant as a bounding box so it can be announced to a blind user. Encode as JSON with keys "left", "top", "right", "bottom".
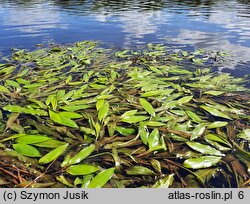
{"left": 0, "top": 41, "right": 249, "bottom": 188}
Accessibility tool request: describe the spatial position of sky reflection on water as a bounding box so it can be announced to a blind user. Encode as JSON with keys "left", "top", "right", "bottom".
{"left": 0, "top": 0, "right": 250, "bottom": 73}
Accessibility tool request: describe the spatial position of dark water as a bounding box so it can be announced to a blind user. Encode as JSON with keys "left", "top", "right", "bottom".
{"left": 0, "top": 0, "right": 250, "bottom": 74}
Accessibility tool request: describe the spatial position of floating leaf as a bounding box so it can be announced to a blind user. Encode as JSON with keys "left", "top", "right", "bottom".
{"left": 177, "top": 96, "right": 193, "bottom": 105}
{"left": 139, "top": 124, "right": 149, "bottom": 145}
{"left": 121, "top": 115, "right": 149, "bottom": 124}
{"left": 98, "top": 101, "right": 109, "bottom": 121}
{"left": 66, "top": 165, "right": 99, "bottom": 176}
{"left": 191, "top": 123, "right": 207, "bottom": 140}
{"left": 152, "top": 174, "right": 174, "bottom": 188}
{"left": 205, "top": 134, "right": 232, "bottom": 147}
{"left": 139, "top": 98, "right": 155, "bottom": 117}
{"left": 16, "top": 135, "right": 51, "bottom": 144}
{"left": 186, "top": 111, "right": 202, "bottom": 123}
{"left": 33, "top": 139, "right": 66, "bottom": 148}
{"left": 115, "top": 126, "right": 135, "bottom": 136}
{"left": 207, "top": 121, "right": 228, "bottom": 129}
{"left": 49, "top": 110, "right": 78, "bottom": 128}
{"left": 184, "top": 156, "right": 222, "bottom": 169}
{"left": 145, "top": 121, "right": 165, "bottom": 127}
{"left": 204, "top": 91, "right": 224, "bottom": 96}
{"left": 200, "top": 105, "right": 231, "bottom": 120}
{"left": 68, "top": 145, "right": 95, "bottom": 165}
{"left": 148, "top": 128, "right": 160, "bottom": 150}
{"left": 126, "top": 166, "right": 155, "bottom": 175}
{"left": 186, "top": 142, "right": 224, "bottom": 156}
{"left": 88, "top": 168, "right": 115, "bottom": 188}
{"left": 237, "top": 129, "right": 250, "bottom": 141}
{"left": 38, "top": 143, "right": 68, "bottom": 164}
{"left": 121, "top": 110, "right": 138, "bottom": 118}
{"left": 0, "top": 85, "right": 10, "bottom": 93}
{"left": 3, "top": 105, "right": 48, "bottom": 116}
{"left": 13, "top": 144, "right": 41, "bottom": 157}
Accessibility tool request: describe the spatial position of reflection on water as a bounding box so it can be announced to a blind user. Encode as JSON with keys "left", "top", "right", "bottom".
{"left": 0, "top": 0, "right": 250, "bottom": 72}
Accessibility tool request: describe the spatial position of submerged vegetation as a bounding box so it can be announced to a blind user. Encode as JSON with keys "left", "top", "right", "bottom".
{"left": 0, "top": 41, "right": 249, "bottom": 188}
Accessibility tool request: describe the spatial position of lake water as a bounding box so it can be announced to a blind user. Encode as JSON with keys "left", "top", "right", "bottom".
{"left": 0, "top": 0, "right": 250, "bottom": 76}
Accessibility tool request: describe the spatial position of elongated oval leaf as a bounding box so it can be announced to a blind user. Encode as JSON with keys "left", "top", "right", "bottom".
{"left": 207, "top": 121, "right": 228, "bottom": 129}
{"left": 186, "top": 111, "right": 202, "bottom": 123}
{"left": 204, "top": 91, "right": 224, "bottom": 96}
{"left": 186, "top": 141, "right": 224, "bottom": 156}
{"left": 49, "top": 110, "right": 78, "bottom": 128}
{"left": 126, "top": 166, "right": 155, "bottom": 175}
{"left": 16, "top": 135, "right": 51, "bottom": 144}
{"left": 139, "top": 98, "right": 155, "bottom": 117}
{"left": 60, "top": 112, "right": 83, "bottom": 119}
{"left": 152, "top": 174, "right": 175, "bottom": 188}
{"left": 121, "top": 110, "right": 138, "bottom": 118}
{"left": 200, "top": 105, "right": 231, "bottom": 120}
{"left": 68, "top": 145, "right": 95, "bottom": 165}
{"left": 66, "top": 164, "right": 99, "bottom": 176}
{"left": 38, "top": 143, "right": 68, "bottom": 164}
{"left": 88, "top": 168, "right": 115, "bottom": 188}
{"left": 33, "top": 139, "right": 66, "bottom": 148}
{"left": 178, "top": 96, "right": 193, "bottom": 105}
{"left": 0, "top": 85, "right": 10, "bottom": 93}
{"left": 98, "top": 101, "right": 109, "bottom": 121}
{"left": 115, "top": 126, "right": 135, "bottom": 136}
{"left": 191, "top": 123, "right": 207, "bottom": 141}
{"left": 184, "top": 156, "right": 221, "bottom": 169}
{"left": 13, "top": 144, "right": 41, "bottom": 157}
{"left": 139, "top": 124, "right": 149, "bottom": 145}
{"left": 121, "top": 115, "right": 149, "bottom": 124}
{"left": 148, "top": 128, "right": 160, "bottom": 150}
{"left": 237, "top": 129, "right": 250, "bottom": 141}
{"left": 205, "top": 134, "right": 232, "bottom": 147}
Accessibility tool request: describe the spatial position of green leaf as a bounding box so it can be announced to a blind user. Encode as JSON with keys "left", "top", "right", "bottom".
{"left": 60, "top": 112, "right": 83, "bottom": 119}
{"left": 177, "top": 96, "right": 193, "bottom": 104}
{"left": 139, "top": 124, "right": 149, "bottom": 145}
{"left": 66, "top": 164, "right": 99, "bottom": 176}
{"left": 205, "top": 134, "right": 232, "bottom": 147}
{"left": 0, "top": 85, "right": 10, "bottom": 93}
{"left": 3, "top": 105, "right": 48, "bottom": 116}
{"left": 152, "top": 174, "right": 174, "bottom": 188}
{"left": 38, "top": 143, "right": 68, "bottom": 164}
{"left": 184, "top": 156, "right": 222, "bottom": 169}
{"left": 13, "top": 144, "right": 41, "bottom": 157}
{"left": 186, "top": 142, "right": 224, "bottom": 156}
{"left": 207, "top": 121, "right": 228, "bottom": 129}
{"left": 88, "top": 168, "right": 115, "bottom": 188}
{"left": 121, "top": 110, "right": 138, "bottom": 118}
{"left": 204, "top": 91, "right": 224, "bottom": 96}
{"left": 67, "top": 145, "right": 95, "bottom": 165}
{"left": 98, "top": 101, "right": 109, "bottom": 121}
{"left": 126, "top": 166, "right": 155, "bottom": 175}
{"left": 186, "top": 111, "right": 202, "bottom": 123}
{"left": 237, "top": 129, "right": 250, "bottom": 141}
{"left": 49, "top": 110, "right": 78, "bottom": 128}
{"left": 139, "top": 98, "right": 155, "bottom": 117}
{"left": 121, "top": 115, "right": 149, "bottom": 124}
{"left": 190, "top": 123, "right": 207, "bottom": 140}
{"left": 148, "top": 128, "right": 160, "bottom": 150}
{"left": 200, "top": 105, "right": 231, "bottom": 120}
{"left": 145, "top": 121, "right": 165, "bottom": 127}
{"left": 33, "top": 140, "right": 66, "bottom": 148}
{"left": 115, "top": 126, "right": 135, "bottom": 136}
{"left": 16, "top": 135, "right": 51, "bottom": 144}
{"left": 61, "top": 105, "right": 91, "bottom": 112}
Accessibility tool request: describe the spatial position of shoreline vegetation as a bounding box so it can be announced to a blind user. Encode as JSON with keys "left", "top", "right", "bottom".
{"left": 0, "top": 41, "right": 249, "bottom": 188}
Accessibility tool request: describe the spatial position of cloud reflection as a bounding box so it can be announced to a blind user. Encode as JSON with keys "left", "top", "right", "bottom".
{"left": 1, "top": 3, "right": 67, "bottom": 35}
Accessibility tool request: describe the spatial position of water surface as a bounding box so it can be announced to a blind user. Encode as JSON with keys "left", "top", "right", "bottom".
{"left": 0, "top": 0, "right": 250, "bottom": 73}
